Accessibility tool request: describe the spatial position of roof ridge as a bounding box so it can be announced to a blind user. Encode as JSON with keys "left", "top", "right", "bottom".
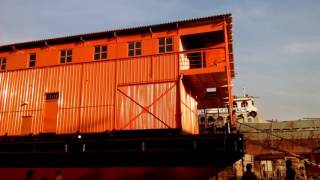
{"left": 0, "top": 13, "right": 232, "bottom": 51}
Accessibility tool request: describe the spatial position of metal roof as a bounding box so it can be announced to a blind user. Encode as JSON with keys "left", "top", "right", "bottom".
{"left": 0, "top": 13, "right": 232, "bottom": 52}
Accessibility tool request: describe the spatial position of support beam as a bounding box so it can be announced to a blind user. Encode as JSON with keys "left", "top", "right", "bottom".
{"left": 223, "top": 20, "right": 234, "bottom": 125}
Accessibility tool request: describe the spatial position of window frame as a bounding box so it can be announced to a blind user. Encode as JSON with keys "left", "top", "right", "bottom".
{"left": 0, "top": 57, "right": 7, "bottom": 71}
{"left": 29, "top": 53, "right": 36, "bottom": 68}
{"left": 60, "top": 49, "right": 72, "bottom": 64}
{"left": 94, "top": 45, "right": 108, "bottom": 61}
{"left": 159, "top": 37, "right": 173, "bottom": 53}
{"left": 128, "top": 41, "right": 142, "bottom": 57}
{"left": 241, "top": 101, "right": 248, "bottom": 108}
{"left": 45, "top": 92, "right": 59, "bottom": 101}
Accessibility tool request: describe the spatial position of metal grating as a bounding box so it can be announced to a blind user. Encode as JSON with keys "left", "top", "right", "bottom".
{"left": 45, "top": 92, "right": 59, "bottom": 101}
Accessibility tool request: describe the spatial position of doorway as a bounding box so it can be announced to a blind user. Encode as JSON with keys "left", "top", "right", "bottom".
{"left": 43, "top": 92, "right": 59, "bottom": 133}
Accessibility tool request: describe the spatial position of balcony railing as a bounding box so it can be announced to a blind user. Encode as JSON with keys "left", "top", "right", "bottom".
{"left": 179, "top": 47, "right": 226, "bottom": 71}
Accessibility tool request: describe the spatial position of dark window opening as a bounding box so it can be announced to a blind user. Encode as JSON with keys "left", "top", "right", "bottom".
{"left": 241, "top": 101, "right": 248, "bottom": 108}
{"left": 29, "top": 53, "right": 36, "bottom": 68}
{"left": 60, "top": 49, "right": 72, "bottom": 64}
{"left": 128, "top": 42, "right": 142, "bottom": 57}
{"left": 45, "top": 92, "right": 59, "bottom": 101}
{"left": 180, "top": 31, "right": 224, "bottom": 69}
{"left": 159, "top": 37, "right": 173, "bottom": 53}
{"left": 233, "top": 101, "right": 238, "bottom": 108}
{"left": 94, "top": 45, "right": 107, "bottom": 60}
{"left": 181, "top": 31, "right": 224, "bottom": 50}
{"left": 0, "top": 57, "right": 6, "bottom": 71}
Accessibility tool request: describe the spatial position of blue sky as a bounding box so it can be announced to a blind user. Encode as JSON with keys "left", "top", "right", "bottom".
{"left": 1, "top": 0, "right": 319, "bottom": 120}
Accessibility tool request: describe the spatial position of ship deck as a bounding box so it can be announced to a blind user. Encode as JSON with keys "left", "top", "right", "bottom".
{"left": 0, "top": 129, "right": 244, "bottom": 167}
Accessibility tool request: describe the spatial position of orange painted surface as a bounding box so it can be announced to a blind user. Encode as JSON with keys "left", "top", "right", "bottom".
{"left": 21, "top": 116, "right": 32, "bottom": 135}
{"left": 0, "top": 15, "right": 235, "bottom": 135}
{"left": 179, "top": 22, "right": 224, "bottom": 36}
{"left": 206, "top": 48, "right": 226, "bottom": 67}
{"left": 223, "top": 21, "right": 234, "bottom": 124}
{"left": 180, "top": 80, "right": 199, "bottom": 134}
{"left": 116, "top": 54, "right": 178, "bottom": 85}
{"left": 0, "top": 18, "right": 228, "bottom": 71}
{"left": 116, "top": 82, "right": 177, "bottom": 130}
{"left": 80, "top": 62, "right": 115, "bottom": 133}
{"left": 0, "top": 53, "right": 182, "bottom": 135}
{"left": 0, "top": 33, "right": 181, "bottom": 71}
{"left": 44, "top": 100, "right": 58, "bottom": 133}
{"left": 0, "top": 50, "right": 232, "bottom": 135}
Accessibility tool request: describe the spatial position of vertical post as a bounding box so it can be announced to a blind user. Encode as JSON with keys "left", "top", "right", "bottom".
{"left": 113, "top": 35, "right": 118, "bottom": 130}
{"left": 223, "top": 19, "right": 234, "bottom": 126}
{"left": 201, "top": 51, "right": 204, "bottom": 68}
{"left": 217, "top": 99, "right": 220, "bottom": 120}
{"left": 176, "top": 52, "right": 182, "bottom": 129}
{"left": 204, "top": 107, "right": 208, "bottom": 134}
{"left": 113, "top": 61, "right": 117, "bottom": 130}
{"left": 176, "top": 34, "right": 182, "bottom": 129}
{"left": 176, "top": 78, "right": 182, "bottom": 129}
{"left": 78, "top": 63, "right": 84, "bottom": 132}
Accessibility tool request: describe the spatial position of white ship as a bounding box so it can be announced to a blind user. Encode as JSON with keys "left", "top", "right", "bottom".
{"left": 198, "top": 89, "right": 265, "bottom": 133}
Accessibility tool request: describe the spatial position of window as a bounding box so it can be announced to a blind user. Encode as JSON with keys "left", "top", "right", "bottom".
{"left": 159, "top": 37, "right": 173, "bottom": 53}
{"left": 233, "top": 101, "right": 238, "bottom": 108}
{"left": 45, "top": 92, "right": 59, "bottom": 101}
{"left": 29, "top": 53, "right": 36, "bottom": 68}
{"left": 60, "top": 49, "right": 72, "bottom": 63}
{"left": 94, "top": 45, "right": 107, "bottom": 60}
{"left": 128, "top": 41, "right": 142, "bottom": 57}
{"left": 0, "top": 57, "right": 6, "bottom": 71}
{"left": 241, "top": 101, "right": 248, "bottom": 108}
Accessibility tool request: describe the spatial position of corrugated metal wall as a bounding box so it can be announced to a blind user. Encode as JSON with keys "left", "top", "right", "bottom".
{"left": 46, "top": 65, "right": 83, "bottom": 134}
{"left": 80, "top": 62, "right": 115, "bottom": 133}
{"left": 0, "top": 53, "right": 188, "bottom": 135}
{"left": 0, "top": 69, "right": 45, "bottom": 135}
{"left": 180, "top": 80, "right": 199, "bottom": 134}
{"left": 117, "top": 54, "right": 178, "bottom": 85}
{"left": 116, "top": 82, "right": 177, "bottom": 130}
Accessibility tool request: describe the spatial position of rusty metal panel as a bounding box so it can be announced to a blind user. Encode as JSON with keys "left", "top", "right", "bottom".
{"left": 116, "top": 82, "right": 177, "bottom": 130}
{"left": 80, "top": 61, "right": 116, "bottom": 133}
{"left": 117, "top": 54, "right": 178, "bottom": 85}
{"left": 180, "top": 80, "right": 199, "bottom": 134}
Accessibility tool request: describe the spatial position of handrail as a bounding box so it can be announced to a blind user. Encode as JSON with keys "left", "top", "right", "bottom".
{"left": 179, "top": 48, "right": 226, "bottom": 70}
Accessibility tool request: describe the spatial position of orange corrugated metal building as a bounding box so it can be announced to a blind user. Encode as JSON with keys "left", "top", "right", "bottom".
{"left": 0, "top": 14, "right": 234, "bottom": 136}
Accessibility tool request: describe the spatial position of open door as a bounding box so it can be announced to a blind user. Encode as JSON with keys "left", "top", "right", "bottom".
{"left": 43, "top": 92, "right": 59, "bottom": 133}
